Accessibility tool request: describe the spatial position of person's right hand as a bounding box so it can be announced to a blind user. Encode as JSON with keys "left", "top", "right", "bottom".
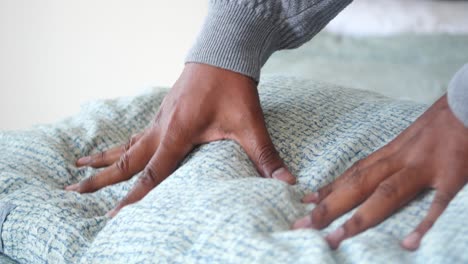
{"left": 65, "top": 63, "right": 296, "bottom": 217}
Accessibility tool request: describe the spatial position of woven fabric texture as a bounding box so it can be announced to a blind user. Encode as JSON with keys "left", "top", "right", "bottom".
{"left": 1, "top": 76, "right": 467, "bottom": 263}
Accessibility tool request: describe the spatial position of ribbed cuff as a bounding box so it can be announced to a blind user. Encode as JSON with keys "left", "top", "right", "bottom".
{"left": 185, "top": 2, "right": 280, "bottom": 81}
{"left": 447, "top": 64, "right": 468, "bottom": 127}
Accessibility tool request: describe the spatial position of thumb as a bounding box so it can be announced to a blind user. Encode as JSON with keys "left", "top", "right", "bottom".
{"left": 238, "top": 123, "right": 296, "bottom": 185}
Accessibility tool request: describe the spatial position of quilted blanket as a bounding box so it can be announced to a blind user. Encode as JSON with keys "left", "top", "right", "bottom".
{"left": 1, "top": 76, "right": 467, "bottom": 263}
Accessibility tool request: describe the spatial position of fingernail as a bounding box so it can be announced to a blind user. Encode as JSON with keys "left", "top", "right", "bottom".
{"left": 292, "top": 215, "right": 313, "bottom": 229}
{"left": 402, "top": 232, "right": 421, "bottom": 251}
{"left": 65, "top": 183, "right": 79, "bottom": 192}
{"left": 76, "top": 156, "right": 91, "bottom": 166}
{"left": 302, "top": 192, "right": 319, "bottom": 204}
{"left": 325, "top": 227, "right": 345, "bottom": 250}
{"left": 272, "top": 168, "right": 296, "bottom": 185}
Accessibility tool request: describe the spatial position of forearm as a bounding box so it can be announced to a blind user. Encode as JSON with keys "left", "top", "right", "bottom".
{"left": 185, "top": 0, "right": 352, "bottom": 81}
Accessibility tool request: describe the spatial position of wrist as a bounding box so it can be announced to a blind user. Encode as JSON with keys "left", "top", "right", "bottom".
{"left": 185, "top": 2, "right": 281, "bottom": 81}
{"left": 179, "top": 63, "right": 257, "bottom": 91}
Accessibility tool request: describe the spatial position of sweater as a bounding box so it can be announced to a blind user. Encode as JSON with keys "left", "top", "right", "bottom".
{"left": 185, "top": 0, "right": 468, "bottom": 127}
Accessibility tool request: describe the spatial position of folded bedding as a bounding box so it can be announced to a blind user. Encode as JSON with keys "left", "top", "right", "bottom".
{"left": 1, "top": 76, "right": 467, "bottom": 263}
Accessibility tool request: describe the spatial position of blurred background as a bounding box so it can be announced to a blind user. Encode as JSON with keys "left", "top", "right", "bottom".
{"left": 1, "top": 0, "right": 468, "bottom": 130}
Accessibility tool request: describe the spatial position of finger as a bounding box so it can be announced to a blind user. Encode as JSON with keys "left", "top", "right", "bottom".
{"left": 238, "top": 123, "right": 296, "bottom": 185}
{"left": 325, "top": 168, "right": 425, "bottom": 250}
{"left": 294, "top": 157, "right": 400, "bottom": 229}
{"left": 401, "top": 190, "right": 455, "bottom": 251}
{"left": 302, "top": 154, "right": 400, "bottom": 205}
{"left": 322, "top": 95, "right": 446, "bottom": 175}
{"left": 303, "top": 149, "right": 400, "bottom": 205}
{"left": 76, "top": 132, "right": 144, "bottom": 168}
{"left": 107, "top": 137, "right": 191, "bottom": 217}
{"left": 66, "top": 133, "right": 156, "bottom": 193}
{"left": 302, "top": 159, "right": 370, "bottom": 204}
{"left": 305, "top": 96, "right": 445, "bottom": 201}
{"left": 307, "top": 96, "right": 447, "bottom": 199}
{"left": 76, "top": 147, "right": 121, "bottom": 168}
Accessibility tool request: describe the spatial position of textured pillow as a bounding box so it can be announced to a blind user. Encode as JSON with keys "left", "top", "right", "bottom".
{"left": 1, "top": 76, "right": 467, "bottom": 263}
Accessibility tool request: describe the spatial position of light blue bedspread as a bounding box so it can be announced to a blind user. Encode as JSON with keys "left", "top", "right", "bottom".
{"left": 1, "top": 76, "right": 467, "bottom": 263}
{"left": 264, "top": 33, "right": 468, "bottom": 104}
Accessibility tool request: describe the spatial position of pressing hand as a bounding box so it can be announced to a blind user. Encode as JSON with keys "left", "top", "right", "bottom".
{"left": 293, "top": 95, "right": 468, "bottom": 251}
{"left": 66, "top": 63, "right": 296, "bottom": 217}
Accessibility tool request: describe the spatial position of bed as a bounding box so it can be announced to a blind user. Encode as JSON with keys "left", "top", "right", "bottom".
{"left": 2, "top": 5, "right": 468, "bottom": 264}
{"left": 1, "top": 70, "right": 468, "bottom": 263}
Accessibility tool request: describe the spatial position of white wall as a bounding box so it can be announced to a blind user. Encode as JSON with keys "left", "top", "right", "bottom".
{"left": 0, "top": 0, "right": 207, "bottom": 130}
{"left": 2, "top": 0, "right": 467, "bottom": 130}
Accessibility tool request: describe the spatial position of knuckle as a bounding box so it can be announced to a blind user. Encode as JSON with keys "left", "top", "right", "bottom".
{"left": 80, "top": 176, "right": 97, "bottom": 193}
{"left": 122, "top": 142, "right": 131, "bottom": 153}
{"left": 98, "top": 151, "right": 106, "bottom": 162}
{"left": 318, "top": 186, "right": 332, "bottom": 200}
{"left": 317, "top": 203, "right": 328, "bottom": 215}
{"left": 348, "top": 174, "right": 370, "bottom": 199}
{"left": 346, "top": 160, "right": 365, "bottom": 183}
{"left": 140, "top": 165, "right": 159, "bottom": 187}
{"left": 125, "top": 136, "right": 136, "bottom": 150}
{"left": 351, "top": 184, "right": 368, "bottom": 200}
{"left": 256, "top": 144, "right": 279, "bottom": 168}
{"left": 349, "top": 168, "right": 364, "bottom": 184}
{"left": 346, "top": 169, "right": 367, "bottom": 190}
{"left": 433, "top": 192, "right": 453, "bottom": 207}
{"left": 376, "top": 182, "right": 398, "bottom": 199}
{"left": 350, "top": 213, "right": 364, "bottom": 229}
{"left": 344, "top": 213, "right": 365, "bottom": 235}
{"left": 311, "top": 203, "right": 328, "bottom": 228}
{"left": 116, "top": 153, "right": 130, "bottom": 174}
{"left": 130, "top": 134, "right": 140, "bottom": 145}
{"left": 122, "top": 133, "right": 140, "bottom": 153}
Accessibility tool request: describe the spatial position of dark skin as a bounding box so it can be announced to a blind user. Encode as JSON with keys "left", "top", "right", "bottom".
{"left": 67, "top": 64, "right": 467, "bottom": 251}
{"left": 292, "top": 95, "right": 468, "bottom": 250}
{"left": 65, "top": 63, "right": 296, "bottom": 217}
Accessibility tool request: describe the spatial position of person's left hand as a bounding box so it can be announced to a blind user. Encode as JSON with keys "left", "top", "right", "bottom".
{"left": 292, "top": 95, "right": 468, "bottom": 251}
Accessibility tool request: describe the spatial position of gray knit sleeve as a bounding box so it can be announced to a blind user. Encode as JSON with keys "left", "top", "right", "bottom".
{"left": 185, "top": 0, "right": 352, "bottom": 81}
{"left": 448, "top": 64, "right": 468, "bottom": 127}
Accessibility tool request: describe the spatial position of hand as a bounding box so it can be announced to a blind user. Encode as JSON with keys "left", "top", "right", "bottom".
{"left": 292, "top": 95, "right": 468, "bottom": 251}
{"left": 66, "top": 63, "right": 296, "bottom": 217}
